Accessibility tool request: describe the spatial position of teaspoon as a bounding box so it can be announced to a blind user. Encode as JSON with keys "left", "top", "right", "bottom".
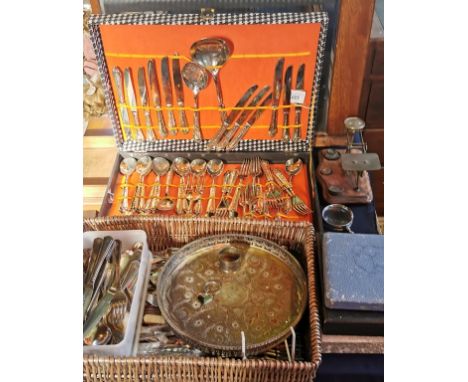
{"left": 190, "top": 38, "right": 231, "bottom": 126}
{"left": 206, "top": 159, "right": 224, "bottom": 216}
{"left": 145, "top": 157, "right": 170, "bottom": 212}
{"left": 131, "top": 156, "right": 152, "bottom": 212}
{"left": 189, "top": 158, "right": 207, "bottom": 215}
{"left": 182, "top": 62, "right": 209, "bottom": 143}
{"left": 119, "top": 157, "right": 136, "bottom": 214}
{"left": 173, "top": 157, "right": 191, "bottom": 215}
{"left": 284, "top": 158, "right": 303, "bottom": 214}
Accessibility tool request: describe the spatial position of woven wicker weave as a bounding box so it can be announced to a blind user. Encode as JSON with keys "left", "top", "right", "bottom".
{"left": 83, "top": 216, "right": 322, "bottom": 381}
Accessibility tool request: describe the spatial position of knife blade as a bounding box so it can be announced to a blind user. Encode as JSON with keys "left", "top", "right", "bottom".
{"left": 293, "top": 64, "right": 305, "bottom": 142}
{"left": 161, "top": 57, "right": 177, "bottom": 135}
{"left": 124, "top": 68, "right": 145, "bottom": 141}
{"left": 112, "top": 67, "right": 133, "bottom": 141}
{"left": 227, "top": 93, "right": 273, "bottom": 151}
{"left": 206, "top": 84, "right": 258, "bottom": 151}
{"left": 172, "top": 56, "right": 189, "bottom": 134}
{"left": 138, "top": 67, "right": 156, "bottom": 141}
{"left": 269, "top": 58, "right": 285, "bottom": 137}
{"left": 218, "top": 85, "right": 270, "bottom": 150}
{"left": 147, "top": 59, "right": 168, "bottom": 139}
{"left": 282, "top": 65, "right": 293, "bottom": 142}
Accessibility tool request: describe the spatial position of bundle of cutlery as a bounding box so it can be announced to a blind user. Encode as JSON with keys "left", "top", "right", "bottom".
{"left": 116, "top": 156, "right": 311, "bottom": 219}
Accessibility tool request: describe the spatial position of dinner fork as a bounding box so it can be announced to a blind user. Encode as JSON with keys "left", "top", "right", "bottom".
{"left": 272, "top": 169, "right": 312, "bottom": 215}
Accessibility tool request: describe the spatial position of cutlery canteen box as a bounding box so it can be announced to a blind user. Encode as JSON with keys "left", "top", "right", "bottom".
{"left": 88, "top": 10, "right": 328, "bottom": 223}
{"left": 87, "top": 7, "right": 328, "bottom": 381}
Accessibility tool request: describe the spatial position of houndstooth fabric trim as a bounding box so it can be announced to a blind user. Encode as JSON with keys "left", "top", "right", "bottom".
{"left": 89, "top": 11, "right": 328, "bottom": 152}
{"left": 122, "top": 139, "right": 308, "bottom": 152}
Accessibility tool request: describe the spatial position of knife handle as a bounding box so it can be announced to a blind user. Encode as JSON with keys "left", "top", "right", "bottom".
{"left": 282, "top": 108, "right": 290, "bottom": 142}
{"left": 269, "top": 108, "right": 278, "bottom": 137}
{"left": 144, "top": 112, "right": 156, "bottom": 141}
{"left": 226, "top": 123, "right": 251, "bottom": 151}
{"left": 132, "top": 111, "right": 145, "bottom": 141}
{"left": 119, "top": 106, "right": 133, "bottom": 141}
{"left": 293, "top": 106, "right": 301, "bottom": 142}
{"left": 207, "top": 121, "right": 229, "bottom": 151}
{"left": 167, "top": 107, "right": 177, "bottom": 135}
{"left": 155, "top": 108, "right": 168, "bottom": 139}
{"left": 217, "top": 122, "right": 240, "bottom": 151}
{"left": 177, "top": 101, "right": 189, "bottom": 134}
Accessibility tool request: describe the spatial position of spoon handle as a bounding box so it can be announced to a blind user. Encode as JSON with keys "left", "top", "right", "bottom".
{"left": 164, "top": 169, "right": 173, "bottom": 196}
{"left": 176, "top": 177, "right": 186, "bottom": 215}
{"left": 212, "top": 74, "right": 228, "bottom": 126}
{"left": 192, "top": 94, "right": 202, "bottom": 142}
{"left": 150, "top": 175, "right": 162, "bottom": 211}
{"left": 206, "top": 177, "right": 217, "bottom": 216}
{"left": 120, "top": 175, "right": 130, "bottom": 213}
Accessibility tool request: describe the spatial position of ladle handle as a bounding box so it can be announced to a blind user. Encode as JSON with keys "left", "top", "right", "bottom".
{"left": 346, "top": 226, "right": 354, "bottom": 234}
{"left": 212, "top": 73, "right": 228, "bottom": 125}
{"left": 193, "top": 94, "right": 203, "bottom": 142}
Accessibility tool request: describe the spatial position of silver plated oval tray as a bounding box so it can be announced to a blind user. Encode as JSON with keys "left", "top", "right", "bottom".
{"left": 157, "top": 234, "right": 308, "bottom": 357}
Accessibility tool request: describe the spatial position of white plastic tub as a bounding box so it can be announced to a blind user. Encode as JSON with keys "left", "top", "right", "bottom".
{"left": 83, "top": 230, "right": 151, "bottom": 356}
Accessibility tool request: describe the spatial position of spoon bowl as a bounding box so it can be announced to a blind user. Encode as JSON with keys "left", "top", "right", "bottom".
{"left": 285, "top": 157, "right": 304, "bottom": 178}
{"left": 182, "top": 62, "right": 209, "bottom": 95}
{"left": 207, "top": 158, "right": 224, "bottom": 177}
{"left": 190, "top": 158, "right": 207, "bottom": 177}
{"left": 92, "top": 325, "right": 112, "bottom": 346}
{"left": 152, "top": 157, "right": 171, "bottom": 177}
{"left": 190, "top": 38, "right": 231, "bottom": 75}
{"left": 173, "top": 157, "right": 191, "bottom": 177}
{"left": 120, "top": 157, "right": 137, "bottom": 176}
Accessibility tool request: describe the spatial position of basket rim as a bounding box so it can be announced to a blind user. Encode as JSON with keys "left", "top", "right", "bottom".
{"left": 83, "top": 215, "right": 322, "bottom": 375}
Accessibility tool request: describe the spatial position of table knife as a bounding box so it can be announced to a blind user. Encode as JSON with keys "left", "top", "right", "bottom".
{"left": 172, "top": 56, "right": 189, "bottom": 134}
{"left": 206, "top": 84, "right": 258, "bottom": 151}
{"left": 83, "top": 236, "right": 115, "bottom": 319}
{"left": 293, "top": 64, "right": 305, "bottom": 142}
{"left": 269, "top": 58, "right": 285, "bottom": 137}
{"left": 227, "top": 93, "right": 273, "bottom": 150}
{"left": 161, "top": 57, "right": 177, "bottom": 135}
{"left": 218, "top": 85, "right": 270, "bottom": 150}
{"left": 147, "top": 59, "right": 168, "bottom": 139}
{"left": 138, "top": 67, "right": 156, "bottom": 141}
{"left": 112, "top": 67, "right": 133, "bottom": 141}
{"left": 124, "top": 68, "right": 145, "bottom": 141}
{"left": 282, "top": 65, "right": 293, "bottom": 142}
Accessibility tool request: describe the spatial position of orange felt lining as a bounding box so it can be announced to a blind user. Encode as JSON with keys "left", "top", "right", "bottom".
{"left": 100, "top": 23, "right": 321, "bottom": 142}
{"left": 107, "top": 164, "right": 312, "bottom": 222}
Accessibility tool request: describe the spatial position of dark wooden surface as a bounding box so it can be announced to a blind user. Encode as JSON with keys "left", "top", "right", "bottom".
{"left": 360, "top": 12, "right": 384, "bottom": 215}
{"left": 327, "top": 0, "right": 375, "bottom": 136}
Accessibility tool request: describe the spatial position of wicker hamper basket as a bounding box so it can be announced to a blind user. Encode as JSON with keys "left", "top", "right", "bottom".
{"left": 83, "top": 216, "right": 322, "bottom": 381}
